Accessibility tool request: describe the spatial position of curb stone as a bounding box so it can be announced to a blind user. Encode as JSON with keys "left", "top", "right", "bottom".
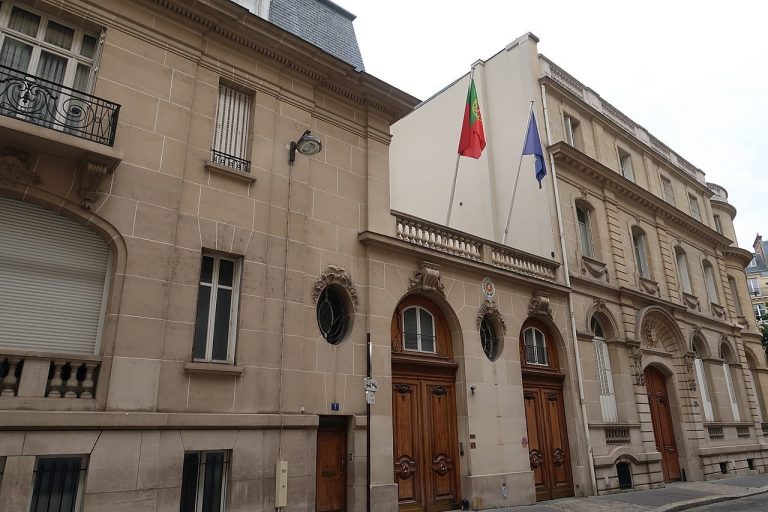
{"left": 656, "top": 485, "right": 768, "bottom": 511}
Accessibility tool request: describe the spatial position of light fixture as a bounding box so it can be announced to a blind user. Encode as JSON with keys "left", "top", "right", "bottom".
{"left": 289, "top": 130, "right": 322, "bottom": 164}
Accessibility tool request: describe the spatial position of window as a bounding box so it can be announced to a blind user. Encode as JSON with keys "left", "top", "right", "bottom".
{"left": 30, "top": 456, "right": 87, "bottom": 512}
{"left": 0, "top": 3, "right": 99, "bottom": 92}
{"left": 754, "top": 303, "right": 767, "bottom": 323}
{"left": 748, "top": 257, "right": 757, "bottom": 268}
{"left": 563, "top": 114, "right": 580, "bottom": 147}
{"left": 748, "top": 278, "right": 760, "bottom": 296}
{"left": 576, "top": 204, "right": 593, "bottom": 258}
{"left": 523, "top": 327, "right": 548, "bottom": 365}
{"left": 230, "top": 0, "right": 271, "bottom": 18}
{"left": 702, "top": 261, "right": 719, "bottom": 305}
{"left": 720, "top": 345, "right": 741, "bottom": 422}
{"left": 728, "top": 277, "right": 742, "bottom": 315}
{"left": 631, "top": 228, "right": 650, "bottom": 279}
{"left": 688, "top": 194, "right": 702, "bottom": 221}
{"left": 0, "top": 197, "right": 110, "bottom": 355}
{"left": 316, "top": 285, "right": 350, "bottom": 344}
{"left": 193, "top": 253, "right": 241, "bottom": 363}
{"left": 714, "top": 214, "right": 723, "bottom": 234}
{"left": 618, "top": 149, "right": 634, "bottom": 182}
{"left": 212, "top": 84, "right": 252, "bottom": 171}
{"left": 693, "top": 342, "right": 714, "bottom": 422}
{"left": 479, "top": 315, "right": 500, "bottom": 361}
{"left": 592, "top": 317, "right": 617, "bottom": 423}
{"left": 180, "top": 451, "right": 229, "bottom": 512}
{"left": 402, "top": 306, "right": 436, "bottom": 353}
{"left": 675, "top": 247, "right": 692, "bottom": 295}
{"left": 660, "top": 177, "right": 675, "bottom": 205}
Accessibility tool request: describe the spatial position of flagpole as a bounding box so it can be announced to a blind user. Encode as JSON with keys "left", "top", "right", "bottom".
{"left": 502, "top": 100, "right": 535, "bottom": 245}
{"left": 446, "top": 67, "right": 476, "bottom": 226}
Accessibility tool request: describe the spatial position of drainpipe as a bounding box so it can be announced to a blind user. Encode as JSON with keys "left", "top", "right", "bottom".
{"left": 366, "top": 332, "right": 372, "bottom": 512}
{"left": 540, "top": 82, "right": 598, "bottom": 495}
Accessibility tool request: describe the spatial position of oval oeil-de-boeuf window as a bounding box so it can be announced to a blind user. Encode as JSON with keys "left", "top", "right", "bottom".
{"left": 316, "top": 285, "right": 349, "bottom": 344}
{"left": 480, "top": 315, "right": 500, "bottom": 361}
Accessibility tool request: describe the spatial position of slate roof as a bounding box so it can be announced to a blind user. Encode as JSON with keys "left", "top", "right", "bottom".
{"left": 269, "top": 0, "right": 365, "bottom": 70}
{"left": 747, "top": 238, "right": 768, "bottom": 274}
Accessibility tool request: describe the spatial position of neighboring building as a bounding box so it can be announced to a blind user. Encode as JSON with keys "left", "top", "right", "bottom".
{"left": 388, "top": 32, "right": 768, "bottom": 509}
{"left": 746, "top": 235, "right": 768, "bottom": 326}
{"left": 0, "top": 1, "right": 417, "bottom": 511}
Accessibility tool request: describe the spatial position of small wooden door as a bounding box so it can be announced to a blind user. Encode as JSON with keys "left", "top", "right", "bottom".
{"left": 393, "top": 377, "right": 460, "bottom": 512}
{"left": 645, "top": 366, "right": 681, "bottom": 482}
{"left": 523, "top": 386, "right": 574, "bottom": 501}
{"left": 317, "top": 423, "right": 347, "bottom": 512}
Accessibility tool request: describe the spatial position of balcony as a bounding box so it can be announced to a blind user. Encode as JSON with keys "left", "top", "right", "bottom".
{"left": 0, "top": 64, "right": 119, "bottom": 147}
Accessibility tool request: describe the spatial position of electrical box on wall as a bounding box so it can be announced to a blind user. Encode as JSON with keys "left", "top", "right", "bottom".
{"left": 275, "top": 460, "right": 288, "bottom": 507}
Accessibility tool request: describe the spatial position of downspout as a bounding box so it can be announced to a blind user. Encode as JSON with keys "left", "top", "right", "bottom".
{"left": 540, "top": 82, "right": 598, "bottom": 495}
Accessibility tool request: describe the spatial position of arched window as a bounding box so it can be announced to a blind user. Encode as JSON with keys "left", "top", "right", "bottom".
{"left": 720, "top": 342, "right": 741, "bottom": 422}
{"left": 692, "top": 338, "right": 714, "bottom": 421}
{"left": 728, "top": 277, "right": 743, "bottom": 316}
{"left": 0, "top": 197, "right": 110, "bottom": 355}
{"left": 522, "top": 327, "right": 548, "bottom": 366}
{"left": 479, "top": 315, "right": 500, "bottom": 361}
{"left": 591, "top": 316, "right": 617, "bottom": 422}
{"left": 575, "top": 203, "right": 593, "bottom": 258}
{"left": 402, "top": 306, "right": 436, "bottom": 353}
{"left": 631, "top": 227, "right": 650, "bottom": 279}
{"left": 703, "top": 260, "right": 720, "bottom": 305}
{"left": 316, "top": 285, "right": 350, "bottom": 345}
{"left": 674, "top": 247, "right": 692, "bottom": 295}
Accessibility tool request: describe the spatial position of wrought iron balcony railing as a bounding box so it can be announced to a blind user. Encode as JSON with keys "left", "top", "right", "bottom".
{"left": 0, "top": 64, "right": 120, "bottom": 147}
{"left": 211, "top": 149, "right": 251, "bottom": 173}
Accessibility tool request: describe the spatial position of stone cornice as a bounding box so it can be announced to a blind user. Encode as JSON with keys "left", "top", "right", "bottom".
{"left": 550, "top": 142, "right": 732, "bottom": 248}
{"left": 710, "top": 197, "right": 737, "bottom": 219}
{"left": 722, "top": 246, "right": 753, "bottom": 268}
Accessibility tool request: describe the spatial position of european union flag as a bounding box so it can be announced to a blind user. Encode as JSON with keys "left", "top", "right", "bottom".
{"left": 523, "top": 112, "right": 546, "bottom": 189}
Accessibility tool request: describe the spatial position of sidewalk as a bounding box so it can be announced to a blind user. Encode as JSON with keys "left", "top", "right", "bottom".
{"left": 491, "top": 473, "right": 768, "bottom": 512}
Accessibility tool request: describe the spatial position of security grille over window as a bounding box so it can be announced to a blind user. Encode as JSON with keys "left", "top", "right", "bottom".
{"left": 316, "top": 285, "right": 349, "bottom": 345}
{"left": 180, "top": 451, "right": 229, "bottom": 512}
{"left": 479, "top": 315, "right": 499, "bottom": 361}
{"left": 402, "top": 306, "right": 436, "bottom": 353}
{"left": 523, "top": 327, "right": 548, "bottom": 365}
{"left": 212, "top": 84, "right": 251, "bottom": 172}
{"left": 193, "top": 253, "right": 241, "bottom": 363}
{"left": 0, "top": 3, "right": 119, "bottom": 146}
{"left": 30, "top": 457, "right": 87, "bottom": 512}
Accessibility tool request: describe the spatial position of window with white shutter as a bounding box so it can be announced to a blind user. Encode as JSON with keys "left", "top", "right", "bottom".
{"left": 211, "top": 84, "right": 252, "bottom": 172}
{"left": 720, "top": 343, "right": 741, "bottom": 422}
{"left": 591, "top": 317, "right": 617, "bottom": 423}
{"left": 693, "top": 342, "right": 714, "bottom": 421}
{"left": 0, "top": 197, "right": 110, "bottom": 355}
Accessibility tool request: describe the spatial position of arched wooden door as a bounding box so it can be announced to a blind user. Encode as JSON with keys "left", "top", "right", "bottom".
{"left": 644, "top": 366, "right": 681, "bottom": 481}
{"left": 520, "top": 319, "right": 574, "bottom": 502}
{"left": 391, "top": 296, "right": 460, "bottom": 512}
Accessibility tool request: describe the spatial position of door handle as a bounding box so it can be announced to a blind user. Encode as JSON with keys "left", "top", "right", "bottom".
{"left": 341, "top": 457, "right": 346, "bottom": 473}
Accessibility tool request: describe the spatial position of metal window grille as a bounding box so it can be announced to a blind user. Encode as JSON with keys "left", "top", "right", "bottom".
{"left": 29, "top": 457, "right": 87, "bottom": 512}
{"left": 212, "top": 84, "right": 251, "bottom": 171}
{"left": 180, "top": 451, "right": 229, "bottom": 512}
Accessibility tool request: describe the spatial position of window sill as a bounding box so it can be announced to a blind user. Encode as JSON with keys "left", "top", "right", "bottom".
{"left": 184, "top": 361, "right": 244, "bottom": 376}
{"left": 711, "top": 303, "right": 726, "bottom": 319}
{"left": 205, "top": 160, "right": 256, "bottom": 183}
{"left": 639, "top": 276, "right": 659, "bottom": 296}
{"left": 682, "top": 292, "right": 700, "bottom": 311}
{"left": 581, "top": 255, "right": 608, "bottom": 279}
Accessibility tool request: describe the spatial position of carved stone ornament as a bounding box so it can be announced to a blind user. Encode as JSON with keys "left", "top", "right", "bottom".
{"left": 682, "top": 292, "right": 701, "bottom": 312}
{"left": 311, "top": 265, "right": 359, "bottom": 311}
{"left": 629, "top": 344, "right": 645, "bottom": 386}
{"left": 683, "top": 352, "right": 697, "bottom": 392}
{"left": 719, "top": 332, "right": 729, "bottom": 344}
{"left": 407, "top": 261, "right": 445, "bottom": 297}
{"left": 528, "top": 292, "right": 552, "bottom": 319}
{"left": 593, "top": 298, "right": 607, "bottom": 313}
{"left": 643, "top": 324, "right": 660, "bottom": 349}
{"left": 582, "top": 255, "right": 608, "bottom": 280}
{"left": 639, "top": 276, "right": 660, "bottom": 297}
{"left": 0, "top": 147, "right": 37, "bottom": 186}
{"left": 692, "top": 324, "right": 703, "bottom": 337}
{"left": 77, "top": 157, "right": 114, "bottom": 210}
{"left": 476, "top": 299, "right": 507, "bottom": 335}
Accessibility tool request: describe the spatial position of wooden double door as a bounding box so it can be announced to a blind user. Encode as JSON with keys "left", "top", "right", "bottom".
{"left": 645, "top": 366, "right": 681, "bottom": 482}
{"left": 392, "top": 374, "right": 460, "bottom": 512}
{"left": 523, "top": 380, "right": 574, "bottom": 502}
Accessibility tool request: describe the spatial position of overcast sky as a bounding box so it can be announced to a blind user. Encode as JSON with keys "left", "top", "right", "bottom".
{"left": 337, "top": 0, "right": 766, "bottom": 251}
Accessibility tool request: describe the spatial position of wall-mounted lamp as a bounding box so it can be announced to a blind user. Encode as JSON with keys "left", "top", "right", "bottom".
{"left": 470, "top": 385, "right": 476, "bottom": 395}
{"left": 289, "top": 130, "right": 322, "bottom": 164}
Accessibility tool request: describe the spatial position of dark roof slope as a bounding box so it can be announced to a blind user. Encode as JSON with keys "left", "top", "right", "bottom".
{"left": 269, "top": 0, "right": 365, "bottom": 70}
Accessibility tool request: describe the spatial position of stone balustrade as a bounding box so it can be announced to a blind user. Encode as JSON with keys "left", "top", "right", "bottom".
{"left": 394, "top": 212, "right": 559, "bottom": 282}
{"left": 0, "top": 352, "right": 99, "bottom": 400}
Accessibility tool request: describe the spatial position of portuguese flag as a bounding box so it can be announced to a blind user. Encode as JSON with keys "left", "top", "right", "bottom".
{"left": 457, "top": 78, "right": 486, "bottom": 158}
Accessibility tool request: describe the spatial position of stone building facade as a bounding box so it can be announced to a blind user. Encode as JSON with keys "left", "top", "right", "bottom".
{"left": 746, "top": 235, "right": 768, "bottom": 326}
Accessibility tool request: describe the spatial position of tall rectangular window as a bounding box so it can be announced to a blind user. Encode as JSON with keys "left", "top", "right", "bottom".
{"left": 632, "top": 230, "right": 649, "bottom": 279}
{"left": 193, "top": 253, "right": 241, "bottom": 363}
{"left": 748, "top": 278, "right": 760, "bottom": 296}
{"left": 661, "top": 177, "right": 675, "bottom": 205}
{"left": 728, "top": 277, "right": 742, "bottom": 315}
{"left": 563, "top": 114, "right": 580, "bottom": 147}
{"left": 180, "top": 451, "right": 229, "bottom": 512}
{"left": 703, "top": 262, "right": 719, "bottom": 305}
{"left": 755, "top": 303, "right": 767, "bottom": 322}
{"left": 30, "top": 457, "right": 87, "bottom": 512}
{"left": 694, "top": 357, "right": 714, "bottom": 422}
{"left": 688, "top": 194, "right": 702, "bottom": 221}
{"left": 212, "top": 84, "right": 252, "bottom": 172}
{"left": 675, "top": 249, "right": 692, "bottom": 295}
{"left": 618, "top": 149, "right": 634, "bottom": 182}
{"left": 576, "top": 205, "right": 593, "bottom": 258}
{"left": 714, "top": 214, "right": 723, "bottom": 234}
{"left": 593, "top": 337, "right": 617, "bottom": 422}
{"left": 723, "top": 362, "right": 741, "bottom": 422}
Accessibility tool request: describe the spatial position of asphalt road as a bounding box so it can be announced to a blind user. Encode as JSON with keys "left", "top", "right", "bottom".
{"left": 691, "top": 493, "right": 768, "bottom": 511}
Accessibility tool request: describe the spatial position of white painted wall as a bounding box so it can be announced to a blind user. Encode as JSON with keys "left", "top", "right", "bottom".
{"left": 390, "top": 33, "right": 557, "bottom": 260}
